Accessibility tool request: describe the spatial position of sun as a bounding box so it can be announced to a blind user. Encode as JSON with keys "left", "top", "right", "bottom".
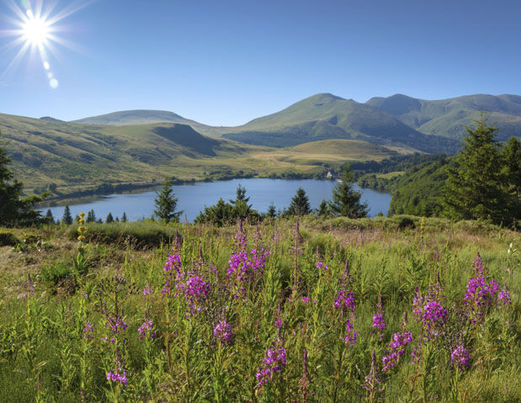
{"left": 22, "top": 10, "right": 50, "bottom": 47}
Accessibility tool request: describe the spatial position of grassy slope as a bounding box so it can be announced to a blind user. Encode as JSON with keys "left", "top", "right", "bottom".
{"left": 367, "top": 93, "right": 521, "bottom": 140}
{"left": 220, "top": 93, "right": 459, "bottom": 153}
{"left": 0, "top": 114, "right": 399, "bottom": 193}
{"left": 0, "top": 218, "right": 520, "bottom": 401}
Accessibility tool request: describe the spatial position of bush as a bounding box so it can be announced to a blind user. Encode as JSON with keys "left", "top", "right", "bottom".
{"left": 398, "top": 217, "right": 416, "bottom": 230}
{"left": 40, "top": 262, "right": 74, "bottom": 286}
{"left": 0, "top": 232, "right": 18, "bottom": 247}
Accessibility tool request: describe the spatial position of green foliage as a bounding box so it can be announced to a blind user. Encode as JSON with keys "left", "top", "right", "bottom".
{"left": 285, "top": 187, "right": 311, "bottom": 216}
{"left": 330, "top": 165, "right": 368, "bottom": 218}
{"left": 0, "top": 231, "right": 19, "bottom": 246}
{"left": 154, "top": 179, "right": 182, "bottom": 223}
{"left": 196, "top": 186, "right": 260, "bottom": 226}
{"left": 105, "top": 212, "right": 114, "bottom": 224}
{"left": 62, "top": 206, "right": 73, "bottom": 225}
{"left": 0, "top": 219, "right": 519, "bottom": 401}
{"left": 0, "top": 141, "right": 43, "bottom": 226}
{"left": 443, "top": 118, "right": 510, "bottom": 224}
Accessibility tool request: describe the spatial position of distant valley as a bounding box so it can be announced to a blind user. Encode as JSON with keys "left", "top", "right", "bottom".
{"left": 1, "top": 92, "right": 520, "bottom": 197}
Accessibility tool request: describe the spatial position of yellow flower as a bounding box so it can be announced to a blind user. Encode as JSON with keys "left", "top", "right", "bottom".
{"left": 79, "top": 212, "right": 85, "bottom": 218}
{"left": 78, "top": 235, "right": 86, "bottom": 242}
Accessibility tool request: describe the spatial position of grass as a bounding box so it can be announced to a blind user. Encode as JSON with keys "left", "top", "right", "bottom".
{"left": 0, "top": 217, "right": 520, "bottom": 401}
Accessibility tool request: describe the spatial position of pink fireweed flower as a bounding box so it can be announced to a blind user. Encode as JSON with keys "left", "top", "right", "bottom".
{"left": 256, "top": 342, "right": 287, "bottom": 389}
{"left": 175, "top": 273, "right": 211, "bottom": 314}
{"left": 106, "top": 370, "right": 128, "bottom": 385}
{"left": 143, "top": 287, "right": 154, "bottom": 296}
{"left": 382, "top": 331, "right": 413, "bottom": 372}
{"left": 344, "top": 320, "right": 357, "bottom": 347}
{"left": 105, "top": 317, "right": 127, "bottom": 334}
{"left": 163, "top": 253, "right": 182, "bottom": 274}
{"left": 301, "top": 296, "right": 309, "bottom": 303}
{"left": 451, "top": 345, "right": 470, "bottom": 370}
{"left": 498, "top": 286, "right": 512, "bottom": 305}
{"left": 334, "top": 290, "right": 355, "bottom": 312}
{"left": 138, "top": 319, "right": 155, "bottom": 340}
{"left": 316, "top": 261, "right": 328, "bottom": 271}
{"left": 213, "top": 320, "right": 233, "bottom": 345}
{"left": 372, "top": 312, "right": 386, "bottom": 332}
{"left": 421, "top": 300, "right": 448, "bottom": 336}
{"left": 83, "top": 322, "right": 94, "bottom": 339}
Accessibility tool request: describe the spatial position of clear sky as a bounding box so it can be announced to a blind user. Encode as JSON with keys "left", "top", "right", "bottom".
{"left": 1, "top": 0, "right": 521, "bottom": 126}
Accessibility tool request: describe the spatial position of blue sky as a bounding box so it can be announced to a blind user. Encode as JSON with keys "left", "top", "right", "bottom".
{"left": 1, "top": 0, "right": 520, "bottom": 125}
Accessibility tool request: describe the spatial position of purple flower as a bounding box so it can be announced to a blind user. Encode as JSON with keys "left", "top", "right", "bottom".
{"left": 106, "top": 370, "right": 128, "bottom": 385}
{"left": 344, "top": 320, "right": 357, "bottom": 347}
{"left": 83, "top": 322, "right": 94, "bottom": 339}
{"left": 275, "top": 318, "right": 283, "bottom": 329}
{"left": 451, "top": 345, "right": 470, "bottom": 370}
{"left": 143, "top": 287, "right": 154, "bottom": 296}
{"left": 372, "top": 312, "right": 386, "bottom": 332}
{"left": 498, "top": 286, "right": 512, "bottom": 305}
{"left": 301, "top": 296, "right": 309, "bottom": 304}
{"left": 334, "top": 290, "right": 355, "bottom": 312}
{"left": 382, "top": 331, "right": 413, "bottom": 372}
{"left": 138, "top": 319, "right": 155, "bottom": 340}
{"left": 316, "top": 261, "right": 328, "bottom": 271}
{"left": 213, "top": 320, "right": 233, "bottom": 345}
{"left": 256, "top": 344, "right": 287, "bottom": 388}
{"left": 105, "top": 317, "right": 127, "bottom": 334}
{"left": 163, "top": 254, "right": 182, "bottom": 273}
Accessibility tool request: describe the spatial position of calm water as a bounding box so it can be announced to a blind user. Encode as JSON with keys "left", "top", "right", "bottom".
{"left": 41, "top": 178, "right": 391, "bottom": 222}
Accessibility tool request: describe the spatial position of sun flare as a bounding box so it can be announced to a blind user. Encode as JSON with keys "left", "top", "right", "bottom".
{"left": 22, "top": 11, "right": 50, "bottom": 47}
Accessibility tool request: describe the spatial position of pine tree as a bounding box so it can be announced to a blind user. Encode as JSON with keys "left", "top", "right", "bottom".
{"left": 501, "top": 137, "right": 521, "bottom": 216}
{"left": 330, "top": 165, "right": 368, "bottom": 218}
{"left": 266, "top": 203, "right": 277, "bottom": 218}
{"left": 317, "top": 200, "right": 330, "bottom": 217}
{"left": 154, "top": 178, "right": 182, "bottom": 223}
{"left": 287, "top": 188, "right": 311, "bottom": 216}
{"left": 106, "top": 212, "right": 114, "bottom": 223}
{"left": 0, "top": 141, "right": 42, "bottom": 226}
{"left": 45, "top": 209, "right": 54, "bottom": 224}
{"left": 121, "top": 212, "right": 128, "bottom": 222}
{"left": 62, "top": 206, "right": 73, "bottom": 225}
{"left": 87, "top": 209, "right": 96, "bottom": 223}
{"left": 443, "top": 118, "right": 509, "bottom": 224}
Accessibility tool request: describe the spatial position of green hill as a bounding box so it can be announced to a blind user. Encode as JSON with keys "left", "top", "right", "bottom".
{"left": 220, "top": 93, "right": 459, "bottom": 153}
{"left": 367, "top": 93, "right": 521, "bottom": 140}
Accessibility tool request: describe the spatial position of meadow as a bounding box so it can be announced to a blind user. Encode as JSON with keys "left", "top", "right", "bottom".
{"left": 0, "top": 216, "right": 520, "bottom": 401}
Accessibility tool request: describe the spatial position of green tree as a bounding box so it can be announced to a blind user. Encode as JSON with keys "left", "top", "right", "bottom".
{"left": 266, "top": 203, "right": 277, "bottom": 219}
{"left": 287, "top": 188, "right": 311, "bottom": 216}
{"left": 195, "top": 198, "right": 234, "bottom": 227}
{"left": 121, "top": 212, "right": 128, "bottom": 222}
{"left": 443, "top": 118, "right": 509, "bottom": 224}
{"left": 501, "top": 137, "right": 521, "bottom": 207}
{"left": 317, "top": 200, "right": 331, "bottom": 217}
{"left": 0, "top": 142, "right": 43, "bottom": 226}
{"left": 86, "top": 209, "right": 96, "bottom": 223}
{"left": 62, "top": 206, "right": 72, "bottom": 225}
{"left": 106, "top": 212, "right": 114, "bottom": 224}
{"left": 330, "top": 165, "right": 368, "bottom": 218}
{"left": 45, "top": 209, "right": 54, "bottom": 224}
{"left": 154, "top": 178, "right": 182, "bottom": 223}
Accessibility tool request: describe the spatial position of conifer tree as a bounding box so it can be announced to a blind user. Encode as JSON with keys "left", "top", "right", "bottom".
{"left": 266, "top": 203, "right": 277, "bottom": 218}
{"left": 443, "top": 118, "right": 509, "bottom": 224}
{"left": 121, "top": 212, "right": 128, "bottom": 222}
{"left": 86, "top": 209, "right": 96, "bottom": 223}
{"left": 330, "top": 165, "right": 368, "bottom": 218}
{"left": 0, "top": 141, "right": 42, "bottom": 226}
{"left": 106, "top": 212, "right": 114, "bottom": 223}
{"left": 45, "top": 209, "right": 54, "bottom": 224}
{"left": 501, "top": 137, "right": 521, "bottom": 219}
{"left": 154, "top": 178, "right": 182, "bottom": 223}
{"left": 287, "top": 188, "right": 311, "bottom": 216}
{"left": 62, "top": 206, "right": 73, "bottom": 225}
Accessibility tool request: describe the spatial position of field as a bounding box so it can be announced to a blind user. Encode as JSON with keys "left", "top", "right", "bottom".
{"left": 0, "top": 216, "right": 520, "bottom": 401}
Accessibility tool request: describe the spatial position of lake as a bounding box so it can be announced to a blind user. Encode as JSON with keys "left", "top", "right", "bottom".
{"left": 41, "top": 178, "right": 391, "bottom": 222}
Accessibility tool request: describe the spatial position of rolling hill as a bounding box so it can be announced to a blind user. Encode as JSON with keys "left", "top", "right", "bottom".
{"left": 366, "top": 93, "right": 521, "bottom": 140}
{"left": 0, "top": 113, "right": 400, "bottom": 195}
{"left": 219, "top": 93, "right": 459, "bottom": 153}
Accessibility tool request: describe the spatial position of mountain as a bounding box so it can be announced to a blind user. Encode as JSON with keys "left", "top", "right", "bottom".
{"left": 1, "top": 112, "right": 401, "bottom": 194}
{"left": 367, "top": 93, "right": 521, "bottom": 140}
{"left": 219, "top": 93, "right": 459, "bottom": 153}
{"left": 0, "top": 113, "right": 255, "bottom": 190}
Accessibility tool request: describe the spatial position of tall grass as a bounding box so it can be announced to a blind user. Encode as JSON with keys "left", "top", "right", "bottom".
{"left": 0, "top": 218, "right": 519, "bottom": 401}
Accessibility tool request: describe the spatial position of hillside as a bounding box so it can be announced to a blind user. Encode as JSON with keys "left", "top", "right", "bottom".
{"left": 0, "top": 113, "right": 402, "bottom": 195}
{"left": 220, "top": 93, "right": 459, "bottom": 153}
{"left": 367, "top": 93, "right": 521, "bottom": 140}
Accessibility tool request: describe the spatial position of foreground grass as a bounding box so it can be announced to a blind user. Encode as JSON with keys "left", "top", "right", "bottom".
{"left": 0, "top": 217, "right": 520, "bottom": 401}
